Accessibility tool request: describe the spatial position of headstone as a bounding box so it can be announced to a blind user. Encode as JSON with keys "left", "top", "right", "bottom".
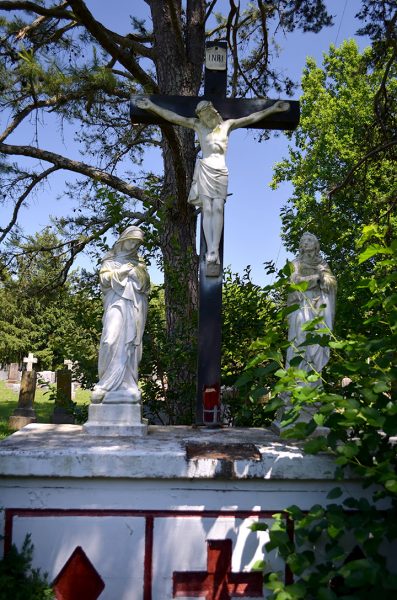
{"left": 7, "top": 362, "right": 20, "bottom": 383}
{"left": 37, "top": 370, "right": 56, "bottom": 385}
{"left": 8, "top": 370, "right": 37, "bottom": 430}
{"left": 52, "top": 369, "right": 75, "bottom": 424}
{"left": 64, "top": 359, "right": 77, "bottom": 399}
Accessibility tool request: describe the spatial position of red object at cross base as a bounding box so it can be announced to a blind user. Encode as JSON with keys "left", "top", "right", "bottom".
{"left": 173, "top": 538, "right": 263, "bottom": 599}
{"left": 203, "top": 384, "right": 221, "bottom": 425}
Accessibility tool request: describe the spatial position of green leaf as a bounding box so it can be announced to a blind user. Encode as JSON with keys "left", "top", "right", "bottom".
{"left": 249, "top": 522, "right": 269, "bottom": 532}
{"left": 327, "top": 486, "right": 343, "bottom": 499}
{"left": 304, "top": 437, "right": 328, "bottom": 454}
{"left": 358, "top": 244, "right": 392, "bottom": 264}
{"left": 385, "top": 480, "right": 397, "bottom": 493}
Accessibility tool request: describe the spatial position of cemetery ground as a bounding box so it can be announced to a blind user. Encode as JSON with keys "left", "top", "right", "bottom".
{"left": 0, "top": 380, "right": 90, "bottom": 440}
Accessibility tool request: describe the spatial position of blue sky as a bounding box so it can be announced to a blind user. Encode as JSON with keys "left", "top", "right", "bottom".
{"left": 7, "top": 0, "right": 369, "bottom": 285}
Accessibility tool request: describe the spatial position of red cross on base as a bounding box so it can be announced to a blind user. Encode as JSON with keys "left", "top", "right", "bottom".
{"left": 173, "top": 539, "right": 263, "bottom": 599}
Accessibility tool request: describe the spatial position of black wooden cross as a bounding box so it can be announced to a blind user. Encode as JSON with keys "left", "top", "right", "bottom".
{"left": 130, "top": 41, "right": 300, "bottom": 426}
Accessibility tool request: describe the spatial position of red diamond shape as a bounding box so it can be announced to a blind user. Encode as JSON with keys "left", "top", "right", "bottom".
{"left": 53, "top": 546, "right": 105, "bottom": 600}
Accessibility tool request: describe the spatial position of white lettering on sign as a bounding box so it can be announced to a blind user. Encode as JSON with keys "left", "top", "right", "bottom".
{"left": 205, "top": 46, "right": 227, "bottom": 71}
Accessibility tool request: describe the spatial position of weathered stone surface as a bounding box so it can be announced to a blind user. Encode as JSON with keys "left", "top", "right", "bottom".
{"left": 8, "top": 370, "right": 37, "bottom": 431}
{"left": 0, "top": 424, "right": 340, "bottom": 480}
{"left": 8, "top": 415, "right": 37, "bottom": 430}
{"left": 7, "top": 362, "right": 20, "bottom": 382}
{"left": 84, "top": 402, "right": 147, "bottom": 437}
{"left": 52, "top": 369, "right": 74, "bottom": 424}
{"left": 56, "top": 369, "right": 72, "bottom": 405}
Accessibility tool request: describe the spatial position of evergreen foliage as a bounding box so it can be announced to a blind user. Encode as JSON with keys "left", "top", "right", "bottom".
{"left": 0, "top": 535, "right": 53, "bottom": 600}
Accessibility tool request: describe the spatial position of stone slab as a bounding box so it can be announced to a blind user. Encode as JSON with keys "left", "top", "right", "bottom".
{"left": 52, "top": 406, "right": 75, "bottom": 424}
{"left": 84, "top": 402, "right": 147, "bottom": 436}
{"left": 0, "top": 423, "right": 340, "bottom": 480}
{"left": 8, "top": 415, "right": 37, "bottom": 430}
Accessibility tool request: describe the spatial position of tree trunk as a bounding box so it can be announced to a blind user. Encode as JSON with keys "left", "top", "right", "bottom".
{"left": 148, "top": 0, "right": 205, "bottom": 422}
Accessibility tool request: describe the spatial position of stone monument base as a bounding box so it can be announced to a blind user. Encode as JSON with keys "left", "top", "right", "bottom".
{"left": 8, "top": 414, "right": 37, "bottom": 430}
{"left": 0, "top": 424, "right": 394, "bottom": 600}
{"left": 52, "top": 406, "right": 75, "bottom": 424}
{"left": 83, "top": 401, "right": 148, "bottom": 436}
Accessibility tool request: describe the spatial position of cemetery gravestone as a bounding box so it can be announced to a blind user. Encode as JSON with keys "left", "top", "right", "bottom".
{"left": 7, "top": 362, "right": 20, "bottom": 383}
{"left": 23, "top": 352, "right": 38, "bottom": 372}
{"left": 52, "top": 369, "right": 74, "bottom": 424}
{"left": 37, "top": 370, "right": 56, "bottom": 385}
{"left": 64, "top": 359, "right": 77, "bottom": 399}
{"left": 8, "top": 353, "right": 38, "bottom": 430}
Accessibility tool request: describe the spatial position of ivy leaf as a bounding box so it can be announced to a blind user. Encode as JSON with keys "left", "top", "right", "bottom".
{"left": 385, "top": 480, "right": 397, "bottom": 493}
{"left": 249, "top": 522, "right": 269, "bottom": 532}
{"left": 304, "top": 437, "right": 328, "bottom": 454}
{"left": 327, "top": 486, "right": 343, "bottom": 499}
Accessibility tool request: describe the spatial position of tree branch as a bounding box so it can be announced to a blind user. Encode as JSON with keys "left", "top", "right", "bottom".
{"left": 1, "top": 97, "right": 66, "bottom": 143}
{"left": 66, "top": 0, "right": 158, "bottom": 92}
{"left": 0, "top": 141, "right": 151, "bottom": 202}
{"left": 0, "top": 166, "right": 60, "bottom": 244}
{"left": 0, "top": 1, "right": 72, "bottom": 19}
{"left": 205, "top": 0, "right": 219, "bottom": 24}
{"left": 328, "top": 140, "right": 397, "bottom": 198}
{"left": 102, "top": 26, "right": 154, "bottom": 59}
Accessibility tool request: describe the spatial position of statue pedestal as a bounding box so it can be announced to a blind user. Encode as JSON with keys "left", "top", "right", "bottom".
{"left": 0, "top": 424, "right": 394, "bottom": 599}
{"left": 84, "top": 394, "right": 147, "bottom": 437}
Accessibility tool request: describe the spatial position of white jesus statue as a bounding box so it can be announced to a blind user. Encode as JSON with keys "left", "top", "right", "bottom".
{"left": 134, "top": 97, "right": 289, "bottom": 273}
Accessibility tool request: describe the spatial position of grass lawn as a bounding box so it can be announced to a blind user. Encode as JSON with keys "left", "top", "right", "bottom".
{"left": 0, "top": 380, "right": 91, "bottom": 440}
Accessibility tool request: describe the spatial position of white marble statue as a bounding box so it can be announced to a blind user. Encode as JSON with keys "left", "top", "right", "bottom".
{"left": 91, "top": 226, "right": 150, "bottom": 403}
{"left": 286, "top": 232, "right": 337, "bottom": 379}
{"left": 134, "top": 97, "right": 289, "bottom": 271}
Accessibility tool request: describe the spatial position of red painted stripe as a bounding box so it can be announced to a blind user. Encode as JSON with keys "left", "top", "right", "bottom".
{"left": 2, "top": 508, "right": 279, "bottom": 519}
{"left": 3, "top": 508, "right": 283, "bottom": 560}
{"left": 143, "top": 516, "right": 153, "bottom": 600}
{"left": 3, "top": 510, "right": 13, "bottom": 554}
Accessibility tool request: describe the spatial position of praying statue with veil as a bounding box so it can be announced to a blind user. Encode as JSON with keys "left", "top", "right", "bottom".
{"left": 92, "top": 226, "right": 150, "bottom": 403}
{"left": 286, "top": 232, "right": 337, "bottom": 381}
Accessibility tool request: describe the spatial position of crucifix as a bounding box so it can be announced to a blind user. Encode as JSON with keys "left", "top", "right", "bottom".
{"left": 130, "top": 41, "right": 300, "bottom": 426}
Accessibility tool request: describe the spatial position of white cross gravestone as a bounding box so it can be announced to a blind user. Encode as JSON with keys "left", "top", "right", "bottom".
{"left": 23, "top": 352, "right": 38, "bottom": 372}
{"left": 63, "top": 359, "right": 73, "bottom": 370}
{"left": 9, "top": 355, "right": 38, "bottom": 430}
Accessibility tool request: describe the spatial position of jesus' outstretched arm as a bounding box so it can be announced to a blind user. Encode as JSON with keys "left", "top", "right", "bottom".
{"left": 134, "top": 96, "right": 196, "bottom": 130}
{"left": 227, "top": 100, "right": 290, "bottom": 131}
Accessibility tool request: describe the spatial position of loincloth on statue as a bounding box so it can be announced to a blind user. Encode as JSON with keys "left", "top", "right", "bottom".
{"left": 188, "top": 159, "right": 228, "bottom": 207}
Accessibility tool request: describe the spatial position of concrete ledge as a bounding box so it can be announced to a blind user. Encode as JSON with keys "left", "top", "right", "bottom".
{"left": 0, "top": 423, "right": 339, "bottom": 480}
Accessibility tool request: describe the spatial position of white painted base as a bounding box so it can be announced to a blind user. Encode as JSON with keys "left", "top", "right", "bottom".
{"left": 83, "top": 402, "right": 148, "bottom": 437}
{"left": 0, "top": 425, "right": 395, "bottom": 600}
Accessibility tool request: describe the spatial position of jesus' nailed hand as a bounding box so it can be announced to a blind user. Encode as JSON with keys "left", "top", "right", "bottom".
{"left": 134, "top": 96, "right": 289, "bottom": 275}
